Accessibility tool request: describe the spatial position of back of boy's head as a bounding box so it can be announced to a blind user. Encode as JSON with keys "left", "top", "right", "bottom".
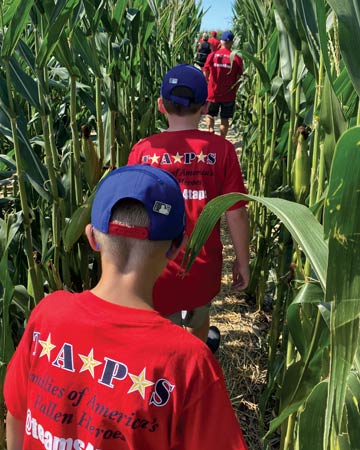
{"left": 91, "top": 165, "right": 185, "bottom": 259}
{"left": 161, "top": 64, "right": 208, "bottom": 116}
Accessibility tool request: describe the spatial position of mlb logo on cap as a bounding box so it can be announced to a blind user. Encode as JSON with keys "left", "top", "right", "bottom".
{"left": 154, "top": 201, "right": 171, "bottom": 216}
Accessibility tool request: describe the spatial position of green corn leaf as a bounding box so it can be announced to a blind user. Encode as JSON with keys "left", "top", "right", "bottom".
{"left": 72, "top": 28, "right": 102, "bottom": 79}
{"left": 183, "top": 194, "right": 328, "bottom": 290}
{"left": 36, "top": 0, "right": 81, "bottom": 68}
{"left": 1, "top": 0, "right": 35, "bottom": 58}
{"left": 16, "top": 39, "right": 36, "bottom": 74}
{"left": 265, "top": 29, "right": 280, "bottom": 80}
{"left": 265, "top": 360, "right": 321, "bottom": 436}
{"left": 274, "top": 10, "right": 295, "bottom": 82}
{"left": 63, "top": 192, "right": 96, "bottom": 252}
{"left": 0, "top": 249, "right": 15, "bottom": 369}
{"left": 12, "top": 285, "right": 31, "bottom": 318}
{"left": 52, "top": 34, "right": 80, "bottom": 77}
{"left": 4, "top": 212, "right": 23, "bottom": 253}
{"left": 112, "top": 0, "right": 128, "bottom": 28}
{"left": 319, "top": 72, "right": 347, "bottom": 175}
{"left": 333, "top": 64, "right": 358, "bottom": 121}
{"left": 0, "top": 107, "right": 51, "bottom": 200}
{"left": 298, "top": 381, "right": 328, "bottom": 450}
{"left": 324, "top": 126, "right": 360, "bottom": 447}
{"left": 273, "top": 0, "right": 302, "bottom": 51}
{"left": 346, "top": 372, "right": 360, "bottom": 449}
{"left": 327, "top": 0, "right": 360, "bottom": 97}
{"left": 315, "top": 0, "right": 334, "bottom": 86}
{"left": 0, "top": 73, "right": 10, "bottom": 116}
{"left": 265, "top": 398, "right": 305, "bottom": 438}
{"left": 346, "top": 372, "right": 360, "bottom": 448}
{"left": 287, "top": 283, "right": 325, "bottom": 358}
{"left": 7, "top": 56, "right": 44, "bottom": 113}
{"left": 295, "top": 0, "right": 320, "bottom": 66}
{"left": 240, "top": 47, "right": 271, "bottom": 92}
{"left": 1, "top": 0, "right": 23, "bottom": 26}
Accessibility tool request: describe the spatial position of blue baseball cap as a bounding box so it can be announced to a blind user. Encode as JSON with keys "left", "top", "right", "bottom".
{"left": 160, "top": 64, "right": 208, "bottom": 106}
{"left": 221, "top": 31, "right": 234, "bottom": 42}
{"left": 91, "top": 165, "right": 185, "bottom": 241}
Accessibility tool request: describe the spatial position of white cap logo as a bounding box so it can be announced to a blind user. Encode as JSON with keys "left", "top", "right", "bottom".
{"left": 169, "top": 77, "right": 178, "bottom": 85}
{"left": 153, "top": 201, "right": 171, "bottom": 215}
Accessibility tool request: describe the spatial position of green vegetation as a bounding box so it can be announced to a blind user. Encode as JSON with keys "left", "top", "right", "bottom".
{"left": 186, "top": 1, "right": 360, "bottom": 448}
{"left": 1, "top": 1, "right": 359, "bottom": 449}
{"left": 0, "top": 0, "right": 203, "bottom": 445}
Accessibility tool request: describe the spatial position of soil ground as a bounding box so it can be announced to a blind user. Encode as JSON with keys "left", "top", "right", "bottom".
{"left": 202, "top": 117, "right": 272, "bottom": 450}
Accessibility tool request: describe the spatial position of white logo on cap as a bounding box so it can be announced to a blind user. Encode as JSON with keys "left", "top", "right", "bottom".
{"left": 169, "top": 77, "right": 178, "bottom": 85}
{"left": 153, "top": 201, "right": 171, "bottom": 215}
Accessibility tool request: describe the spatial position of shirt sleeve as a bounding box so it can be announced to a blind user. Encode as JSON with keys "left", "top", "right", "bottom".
{"left": 222, "top": 142, "right": 248, "bottom": 210}
{"left": 172, "top": 379, "right": 248, "bottom": 450}
{"left": 3, "top": 312, "right": 37, "bottom": 420}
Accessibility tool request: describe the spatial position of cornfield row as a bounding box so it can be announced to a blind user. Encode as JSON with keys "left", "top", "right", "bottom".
{"left": 186, "top": 1, "right": 360, "bottom": 449}
{"left": 1, "top": 1, "right": 360, "bottom": 450}
{"left": 0, "top": 0, "right": 203, "bottom": 446}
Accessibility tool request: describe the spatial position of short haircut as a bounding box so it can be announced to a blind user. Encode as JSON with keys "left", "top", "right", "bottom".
{"left": 94, "top": 199, "right": 168, "bottom": 264}
{"left": 162, "top": 86, "right": 203, "bottom": 116}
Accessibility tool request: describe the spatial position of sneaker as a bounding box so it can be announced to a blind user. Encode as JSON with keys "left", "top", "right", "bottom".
{"left": 206, "top": 326, "right": 221, "bottom": 354}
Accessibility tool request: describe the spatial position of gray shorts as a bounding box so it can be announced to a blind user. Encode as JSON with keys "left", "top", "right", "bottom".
{"left": 167, "top": 303, "right": 211, "bottom": 329}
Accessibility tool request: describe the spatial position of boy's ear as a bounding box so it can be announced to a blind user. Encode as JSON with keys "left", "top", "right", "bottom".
{"left": 166, "top": 234, "right": 188, "bottom": 260}
{"left": 85, "top": 224, "right": 100, "bottom": 251}
{"left": 157, "top": 97, "right": 167, "bottom": 114}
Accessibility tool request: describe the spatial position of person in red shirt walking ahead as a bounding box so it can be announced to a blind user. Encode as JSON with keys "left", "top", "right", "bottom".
{"left": 204, "top": 31, "right": 243, "bottom": 138}
{"left": 128, "top": 65, "right": 249, "bottom": 355}
{"left": 208, "top": 30, "right": 220, "bottom": 51}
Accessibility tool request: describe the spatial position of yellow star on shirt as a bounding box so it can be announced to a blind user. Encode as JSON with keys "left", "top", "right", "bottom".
{"left": 150, "top": 153, "right": 160, "bottom": 164}
{"left": 128, "top": 368, "right": 154, "bottom": 399}
{"left": 39, "top": 333, "right": 56, "bottom": 361}
{"left": 197, "top": 151, "right": 206, "bottom": 162}
{"left": 78, "top": 349, "right": 102, "bottom": 378}
{"left": 173, "top": 152, "right": 183, "bottom": 163}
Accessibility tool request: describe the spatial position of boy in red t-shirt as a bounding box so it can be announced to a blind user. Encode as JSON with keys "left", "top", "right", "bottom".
{"left": 4, "top": 165, "right": 248, "bottom": 450}
{"left": 204, "top": 31, "right": 243, "bottom": 137}
{"left": 128, "top": 64, "right": 249, "bottom": 353}
{"left": 208, "top": 30, "right": 220, "bottom": 51}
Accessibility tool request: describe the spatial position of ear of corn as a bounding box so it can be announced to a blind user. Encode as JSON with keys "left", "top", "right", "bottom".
{"left": 81, "top": 125, "right": 102, "bottom": 190}
{"left": 291, "top": 127, "right": 310, "bottom": 204}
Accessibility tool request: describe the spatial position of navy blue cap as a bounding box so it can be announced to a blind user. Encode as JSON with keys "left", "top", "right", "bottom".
{"left": 161, "top": 64, "right": 208, "bottom": 106}
{"left": 221, "top": 31, "right": 234, "bottom": 42}
{"left": 91, "top": 165, "right": 185, "bottom": 241}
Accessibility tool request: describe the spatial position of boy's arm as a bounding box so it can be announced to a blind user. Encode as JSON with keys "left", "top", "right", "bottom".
{"left": 6, "top": 411, "right": 24, "bottom": 450}
{"left": 203, "top": 54, "right": 212, "bottom": 80}
{"left": 225, "top": 206, "right": 250, "bottom": 291}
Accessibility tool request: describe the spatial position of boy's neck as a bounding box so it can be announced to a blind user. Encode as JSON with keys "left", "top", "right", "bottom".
{"left": 90, "top": 262, "right": 157, "bottom": 311}
{"left": 166, "top": 114, "right": 201, "bottom": 132}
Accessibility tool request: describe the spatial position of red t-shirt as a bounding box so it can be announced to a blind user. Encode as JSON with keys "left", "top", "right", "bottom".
{"left": 128, "top": 130, "right": 247, "bottom": 315}
{"left": 4, "top": 290, "right": 248, "bottom": 450}
{"left": 204, "top": 48, "right": 243, "bottom": 102}
{"left": 208, "top": 37, "right": 220, "bottom": 51}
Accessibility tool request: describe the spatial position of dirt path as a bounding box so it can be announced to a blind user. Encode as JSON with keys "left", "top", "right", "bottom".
{"left": 201, "top": 117, "right": 270, "bottom": 450}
